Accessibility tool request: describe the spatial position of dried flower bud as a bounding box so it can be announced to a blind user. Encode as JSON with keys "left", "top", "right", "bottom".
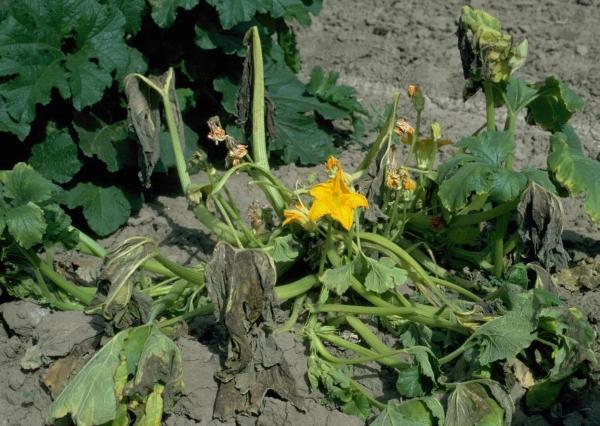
{"left": 248, "top": 201, "right": 263, "bottom": 232}
{"left": 226, "top": 144, "right": 248, "bottom": 168}
{"left": 385, "top": 170, "right": 402, "bottom": 190}
{"left": 324, "top": 156, "right": 340, "bottom": 172}
{"left": 402, "top": 177, "right": 417, "bottom": 192}
{"left": 394, "top": 118, "right": 414, "bottom": 142}
{"left": 407, "top": 84, "right": 420, "bottom": 99}
{"left": 207, "top": 116, "right": 227, "bottom": 144}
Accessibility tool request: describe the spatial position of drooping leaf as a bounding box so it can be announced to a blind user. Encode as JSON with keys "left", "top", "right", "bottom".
{"left": 526, "top": 76, "right": 584, "bottom": 132}
{"left": 0, "top": 0, "right": 129, "bottom": 136}
{"left": 62, "top": 182, "right": 131, "bottom": 236}
{"left": 371, "top": 399, "right": 442, "bottom": 426}
{"left": 547, "top": 126, "right": 600, "bottom": 226}
{"left": 525, "top": 378, "right": 564, "bottom": 411}
{"left": 457, "top": 6, "right": 527, "bottom": 99}
{"left": 43, "top": 203, "right": 79, "bottom": 249}
{"left": 195, "top": 22, "right": 251, "bottom": 56}
{"left": 29, "top": 130, "right": 82, "bottom": 184}
{"left": 0, "top": 162, "right": 60, "bottom": 205}
{"left": 320, "top": 262, "right": 354, "bottom": 295}
{"left": 364, "top": 257, "right": 408, "bottom": 294}
{"left": 49, "top": 330, "right": 129, "bottom": 426}
{"left": 5, "top": 202, "right": 46, "bottom": 249}
{"left": 137, "top": 384, "right": 165, "bottom": 426}
{"left": 0, "top": 97, "right": 29, "bottom": 140}
{"left": 468, "top": 308, "right": 536, "bottom": 365}
{"left": 148, "top": 0, "right": 199, "bottom": 28}
{"left": 75, "top": 119, "right": 134, "bottom": 173}
{"left": 517, "top": 182, "right": 570, "bottom": 270}
{"left": 445, "top": 382, "right": 506, "bottom": 426}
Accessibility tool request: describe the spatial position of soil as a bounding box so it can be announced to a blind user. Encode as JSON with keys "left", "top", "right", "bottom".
{"left": 2, "top": 0, "right": 600, "bottom": 425}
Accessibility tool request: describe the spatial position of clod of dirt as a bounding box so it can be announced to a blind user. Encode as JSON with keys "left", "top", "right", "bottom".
{"left": 0, "top": 301, "right": 50, "bottom": 337}
{"left": 19, "top": 310, "right": 104, "bottom": 370}
{"left": 205, "top": 242, "right": 304, "bottom": 420}
{"left": 256, "top": 397, "right": 363, "bottom": 426}
{"left": 556, "top": 263, "right": 600, "bottom": 291}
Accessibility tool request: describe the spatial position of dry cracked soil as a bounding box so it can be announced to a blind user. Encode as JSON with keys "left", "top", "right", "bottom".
{"left": 2, "top": 0, "right": 600, "bottom": 425}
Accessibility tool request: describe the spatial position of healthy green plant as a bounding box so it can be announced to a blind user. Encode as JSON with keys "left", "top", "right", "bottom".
{"left": 0, "top": 6, "right": 598, "bottom": 426}
{"left": 0, "top": 0, "right": 365, "bottom": 236}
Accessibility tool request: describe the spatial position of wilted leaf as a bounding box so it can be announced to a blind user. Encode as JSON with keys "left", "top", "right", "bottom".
{"left": 517, "top": 182, "right": 570, "bottom": 270}
{"left": 371, "top": 399, "right": 442, "bottom": 426}
{"left": 102, "top": 237, "right": 157, "bottom": 321}
{"left": 29, "top": 130, "right": 82, "bottom": 184}
{"left": 468, "top": 308, "right": 536, "bottom": 365}
{"left": 364, "top": 257, "right": 407, "bottom": 294}
{"left": 445, "top": 382, "right": 506, "bottom": 426}
{"left": 526, "top": 77, "right": 584, "bottom": 132}
{"left": 124, "top": 75, "right": 161, "bottom": 187}
{"left": 137, "top": 384, "right": 164, "bottom": 426}
{"left": 49, "top": 330, "right": 128, "bottom": 425}
{"left": 547, "top": 126, "right": 600, "bottom": 226}
{"left": 62, "top": 182, "right": 131, "bottom": 236}
{"left": 205, "top": 242, "right": 303, "bottom": 419}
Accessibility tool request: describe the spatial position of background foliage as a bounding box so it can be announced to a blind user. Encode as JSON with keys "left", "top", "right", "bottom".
{"left": 0, "top": 0, "right": 365, "bottom": 236}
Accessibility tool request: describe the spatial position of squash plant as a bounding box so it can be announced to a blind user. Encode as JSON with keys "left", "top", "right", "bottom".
{"left": 0, "top": 6, "right": 598, "bottom": 426}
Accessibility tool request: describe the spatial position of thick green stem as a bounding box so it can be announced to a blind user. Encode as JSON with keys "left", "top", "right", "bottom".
{"left": 438, "top": 341, "right": 472, "bottom": 365}
{"left": 483, "top": 81, "right": 496, "bottom": 132}
{"left": 504, "top": 109, "right": 516, "bottom": 170}
{"left": 245, "top": 27, "right": 285, "bottom": 214}
{"left": 345, "top": 315, "right": 408, "bottom": 368}
{"left": 154, "top": 253, "right": 204, "bottom": 287}
{"left": 161, "top": 69, "right": 191, "bottom": 194}
{"left": 449, "top": 200, "right": 517, "bottom": 227}
{"left": 193, "top": 204, "right": 245, "bottom": 245}
{"left": 275, "top": 295, "right": 306, "bottom": 333}
{"left": 31, "top": 254, "right": 95, "bottom": 305}
{"left": 276, "top": 274, "right": 320, "bottom": 302}
{"left": 493, "top": 214, "right": 509, "bottom": 277}
{"left": 312, "top": 304, "right": 468, "bottom": 335}
{"left": 157, "top": 303, "right": 214, "bottom": 329}
{"left": 353, "top": 93, "right": 401, "bottom": 179}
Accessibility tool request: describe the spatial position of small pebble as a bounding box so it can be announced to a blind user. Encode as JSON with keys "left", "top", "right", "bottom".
{"left": 576, "top": 45, "right": 589, "bottom": 56}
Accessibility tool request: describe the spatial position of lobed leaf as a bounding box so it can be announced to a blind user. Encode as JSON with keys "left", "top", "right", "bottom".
{"left": 320, "top": 262, "right": 354, "bottom": 295}
{"left": 5, "top": 202, "right": 46, "bottom": 249}
{"left": 75, "top": 119, "right": 133, "bottom": 173}
{"left": 371, "top": 399, "right": 443, "bottom": 426}
{"left": 526, "top": 76, "right": 584, "bottom": 132}
{"left": 62, "top": 182, "right": 131, "bottom": 236}
{"left": 0, "top": 162, "right": 60, "bottom": 205}
{"left": 148, "top": 0, "right": 198, "bottom": 28}
{"left": 364, "top": 257, "right": 407, "bottom": 294}
{"left": 547, "top": 126, "right": 600, "bottom": 226}
{"left": 29, "top": 130, "right": 82, "bottom": 184}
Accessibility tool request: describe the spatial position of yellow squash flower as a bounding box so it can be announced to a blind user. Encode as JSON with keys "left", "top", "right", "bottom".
{"left": 308, "top": 168, "right": 368, "bottom": 230}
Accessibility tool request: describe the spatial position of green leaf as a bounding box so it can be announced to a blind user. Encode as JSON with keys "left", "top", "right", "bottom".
{"left": 62, "top": 183, "right": 131, "bottom": 236}
{"left": 526, "top": 76, "right": 584, "bottom": 132}
{"left": 445, "top": 382, "right": 505, "bottom": 426}
{"left": 0, "top": 0, "right": 129, "bottom": 135}
{"left": 108, "top": 0, "right": 146, "bottom": 34}
{"left": 525, "top": 378, "right": 564, "bottom": 411}
{"left": 547, "top": 126, "right": 600, "bottom": 225}
{"left": 396, "top": 365, "right": 426, "bottom": 398}
{"left": 320, "top": 262, "right": 354, "bottom": 295}
{"left": 489, "top": 169, "right": 527, "bottom": 203}
{"left": 206, "top": 0, "right": 267, "bottom": 30}
{"left": 74, "top": 119, "right": 133, "bottom": 173}
{"left": 342, "top": 392, "right": 371, "bottom": 421}
{"left": 469, "top": 309, "right": 536, "bottom": 365}
{"left": 521, "top": 168, "right": 557, "bottom": 194}
{"left": 29, "top": 130, "right": 82, "bottom": 184}
{"left": 195, "top": 22, "right": 250, "bottom": 56}
{"left": 438, "top": 162, "right": 492, "bottom": 212}
{"left": 0, "top": 162, "right": 60, "bottom": 205}
{"left": 371, "top": 399, "right": 440, "bottom": 426}
{"left": 43, "top": 203, "right": 78, "bottom": 248}
{"left": 5, "top": 202, "right": 46, "bottom": 249}
{"left": 457, "top": 131, "right": 515, "bottom": 168}
{"left": 505, "top": 76, "right": 537, "bottom": 112}
{"left": 213, "top": 77, "right": 239, "bottom": 114}
{"left": 364, "top": 257, "right": 407, "bottom": 294}
{"left": 49, "top": 329, "right": 129, "bottom": 425}
{"left": 148, "top": 0, "right": 199, "bottom": 28}
{"left": 306, "top": 66, "right": 367, "bottom": 116}
{"left": 0, "top": 97, "right": 29, "bottom": 140}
